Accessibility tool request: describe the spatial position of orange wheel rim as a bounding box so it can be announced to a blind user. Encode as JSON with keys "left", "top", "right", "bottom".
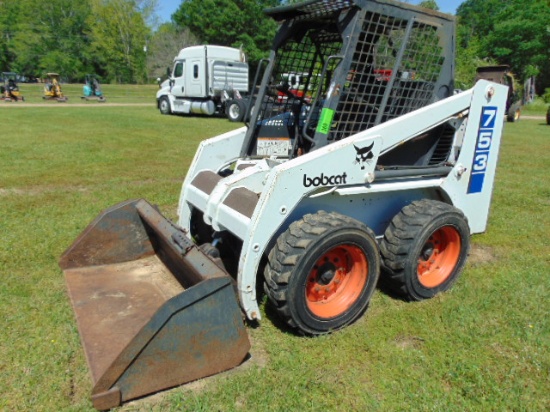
{"left": 305, "top": 245, "right": 368, "bottom": 319}
{"left": 417, "top": 226, "right": 461, "bottom": 288}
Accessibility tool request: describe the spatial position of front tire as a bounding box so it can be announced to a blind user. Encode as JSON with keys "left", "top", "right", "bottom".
{"left": 159, "top": 96, "right": 171, "bottom": 115}
{"left": 507, "top": 105, "right": 520, "bottom": 122}
{"left": 226, "top": 99, "right": 245, "bottom": 122}
{"left": 380, "top": 200, "right": 470, "bottom": 301}
{"left": 264, "top": 211, "right": 380, "bottom": 335}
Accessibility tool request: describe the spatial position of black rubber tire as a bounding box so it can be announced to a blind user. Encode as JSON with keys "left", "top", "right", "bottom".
{"left": 506, "top": 106, "right": 520, "bottom": 122}
{"left": 226, "top": 99, "right": 245, "bottom": 122}
{"left": 159, "top": 96, "right": 171, "bottom": 115}
{"left": 264, "top": 211, "right": 380, "bottom": 335}
{"left": 546, "top": 108, "right": 550, "bottom": 125}
{"left": 380, "top": 199, "right": 470, "bottom": 301}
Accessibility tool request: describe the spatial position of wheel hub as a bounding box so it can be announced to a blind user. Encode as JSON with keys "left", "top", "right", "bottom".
{"left": 421, "top": 243, "right": 434, "bottom": 260}
{"left": 317, "top": 262, "right": 336, "bottom": 285}
{"left": 305, "top": 245, "right": 368, "bottom": 318}
{"left": 417, "top": 226, "right": 461, "bottom": 288}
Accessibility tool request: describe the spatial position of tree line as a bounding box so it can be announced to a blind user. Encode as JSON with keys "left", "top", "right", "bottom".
{"left": 1, "top": 0, "right": 548, "bottom": 94}
{"left": 0, "top": 0, "right": 156, "bottom": 83}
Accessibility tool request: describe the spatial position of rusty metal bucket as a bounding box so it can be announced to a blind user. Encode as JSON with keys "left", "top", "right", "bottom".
{"left": 59, "top": 199, "right": 250, "bottom": 410}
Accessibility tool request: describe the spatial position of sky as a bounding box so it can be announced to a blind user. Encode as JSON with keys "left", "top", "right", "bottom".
{"left": 156, "top": 0, "right": 464, "bottom": 23}
{"left": 409, "top": 0, "right": 464, "bottom": 14}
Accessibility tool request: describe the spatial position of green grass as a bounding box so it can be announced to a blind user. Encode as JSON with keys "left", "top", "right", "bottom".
{"left": 521, "top": 97, "right": 548, "bottom": 116}
{"left": 0, "top": 107, "right": 548, "bottom": 411}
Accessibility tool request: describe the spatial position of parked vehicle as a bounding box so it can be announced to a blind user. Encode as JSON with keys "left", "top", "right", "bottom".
{"left": 82, "top": 75, "right": 106, "bottom": 102}
{"left": 476, "top": 65, "right": 521, "bottom": 122}
{"left": 1, "top": 72, "right": 25, "bottom": 102}
{"left": 156, "top": 45, "right": 249, "bottom": 121}
{"left": 62, "top": 1, "right": 509, "bottom": 409}
{"left": 43, "top": 73, "right": 68, "bottom": 102}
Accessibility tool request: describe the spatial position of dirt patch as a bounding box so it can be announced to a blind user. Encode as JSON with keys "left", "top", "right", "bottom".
{"left": 393, "top": 334, "right": 425, "bottom": 350}
{"left": 0, "top": 186, "right": 90, "bottom": 197}
{"left": 467, "top": 244, "right": 497, "bottom": 266}
{"left": 520, "top": 115, "right": 545, "bottom": 120}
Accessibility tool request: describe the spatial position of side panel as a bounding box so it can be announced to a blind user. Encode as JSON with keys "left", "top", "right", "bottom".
{"left": 440, "top": 82, "right": 507, "bottom": 233}
{"left": 290, "top": 186, "right": 443, "bottom": 238}
{"left": 211, "top": 61, "right": 249, "bottom": 94}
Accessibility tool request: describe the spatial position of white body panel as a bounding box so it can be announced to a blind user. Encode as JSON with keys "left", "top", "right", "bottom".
{"left": 156, "top": 45, "right": 248, "bottom": 116}
{"left": 177, "top": 80, "right": 508, "bottom": 320}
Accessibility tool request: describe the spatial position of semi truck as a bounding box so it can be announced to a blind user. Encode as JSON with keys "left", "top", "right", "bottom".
{"left": 156, "top": 45, "right": 249, "bottom": 121}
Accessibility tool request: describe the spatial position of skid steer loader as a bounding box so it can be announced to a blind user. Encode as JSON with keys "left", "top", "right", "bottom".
{"left": 60, "top": 0, "right": 508, "bottom": 409}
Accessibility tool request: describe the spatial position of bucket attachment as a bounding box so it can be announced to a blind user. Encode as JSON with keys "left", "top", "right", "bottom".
{"left": 60, "top": 199, "right": 250, "bottom": 410}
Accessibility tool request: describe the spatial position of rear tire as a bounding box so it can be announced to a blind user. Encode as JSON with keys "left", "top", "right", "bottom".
{"left": 226, "top": 99, "right": 245, "bottom": 122}
{"left": 380, "top": 200, "right": 470, "bottom": 301}
{"left": 159, "top": 96, "right": 171, "bottom": 115}
{"left": 264, "top": 211, "right": 380, "bottom": 335}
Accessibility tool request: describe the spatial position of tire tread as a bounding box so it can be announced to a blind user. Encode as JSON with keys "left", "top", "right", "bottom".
{"left": 264, "top": 211, "right": 377, "bottom": 334}
{"left": 380, "top": 199, "right": 469, "bottom": 300}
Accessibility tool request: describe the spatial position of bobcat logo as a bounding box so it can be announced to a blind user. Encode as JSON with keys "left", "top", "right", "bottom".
{"left": 354, "top": 142, "right": 374, "bottom": 170}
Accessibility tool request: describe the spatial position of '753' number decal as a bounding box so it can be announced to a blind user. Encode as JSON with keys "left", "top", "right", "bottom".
{"left": 468, "top": 106, "right": 497, "bottom": 194}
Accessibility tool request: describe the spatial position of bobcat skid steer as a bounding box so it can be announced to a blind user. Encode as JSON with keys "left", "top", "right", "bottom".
{"left": 60, "top": 0, "right": 508, "bottom": 409}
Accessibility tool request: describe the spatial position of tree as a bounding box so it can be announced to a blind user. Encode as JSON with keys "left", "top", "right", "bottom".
{"left": 88, "top": 0, "right": 153, "bottom": 83}
{"left": 455, "top": 0, "right": 504, "bottom": 46}
{"left": 9, "top": 0, "right": 92, "bottom": 80}
{"left": 147, "top": 23, "right": 197, "bottom": 81}
{"left": 457, "top": 0, "right": 550, "bottom": 93}
{"left": 172, "top": 0, "right": 282, "bottom": 63}
{"left": 0, "top": 1, "right": 21, "bottom": 72}
{"left": 454, "top": 33, "right": 497, "bottom": 90}
{"left": 484, "top": 1, "right": 550, "bottom": 83}
{"left": 418, "top": 0, "right": 439, "bottom": 11}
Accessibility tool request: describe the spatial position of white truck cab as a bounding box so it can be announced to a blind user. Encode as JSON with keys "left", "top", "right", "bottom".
{"left": 156, "top": 45, "right": 249, "bottom": 119}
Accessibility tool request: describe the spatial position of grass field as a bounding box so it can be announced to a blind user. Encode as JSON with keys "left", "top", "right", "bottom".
{"left": 0, "top": 100, "right": 548, "bottom": 411}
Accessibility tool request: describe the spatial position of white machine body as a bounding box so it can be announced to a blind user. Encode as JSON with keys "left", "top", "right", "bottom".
{"left": 177, "top": 80, "right": 508, "bottom": 320}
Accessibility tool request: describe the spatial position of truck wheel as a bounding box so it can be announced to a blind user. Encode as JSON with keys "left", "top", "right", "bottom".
{"left": 264, "top": 211, "right": 380, "bottom": 335}
{"left": 159, "top": 97, "right": 171, "bottom": 115}
{"left": 380, "top": 200, "right": 470, "bottom": 301}
{"left": 226, "top": 100, "right": 245, "bottom": 122}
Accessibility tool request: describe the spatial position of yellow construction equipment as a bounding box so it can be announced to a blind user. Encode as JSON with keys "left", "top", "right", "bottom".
{"left": 43, "top": 73, "right": 68, "bottom": 102}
